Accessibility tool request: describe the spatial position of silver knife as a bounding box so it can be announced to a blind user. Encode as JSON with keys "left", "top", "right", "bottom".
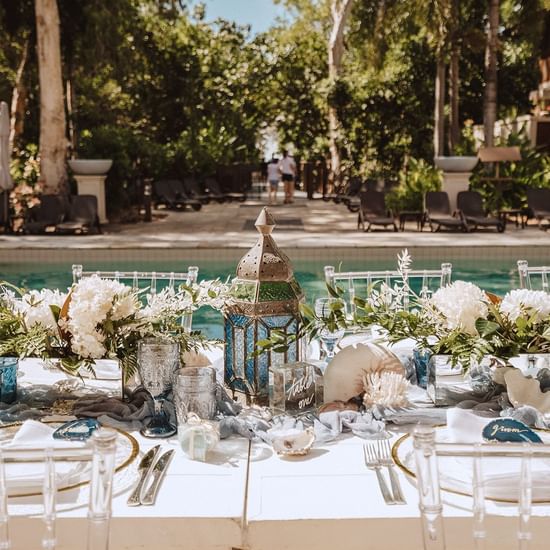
{"left": 140, "top": 449, "right": 174, "bottom": 506}
{"left": 127, "top": 445, "right": 161, "bottom": 507}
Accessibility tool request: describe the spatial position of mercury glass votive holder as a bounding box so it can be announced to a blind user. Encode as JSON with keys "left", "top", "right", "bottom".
{"left": 173, "top": 366, "right": 217, "bottom": 422}
{"left": 0, "top": 357, "right": 18, "bottom": 404}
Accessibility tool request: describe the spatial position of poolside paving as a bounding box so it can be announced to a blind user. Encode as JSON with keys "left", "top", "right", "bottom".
{"left": 1, "top": 191, "right": 549, "bottom": 263}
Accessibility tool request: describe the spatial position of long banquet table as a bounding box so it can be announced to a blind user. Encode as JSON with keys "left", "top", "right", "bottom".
{"left": 7, "top": 359, "right": 550, "bottom": 550}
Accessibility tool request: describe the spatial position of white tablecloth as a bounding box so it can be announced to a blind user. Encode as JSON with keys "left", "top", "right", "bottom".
{"left": 8, "top": 359, "right": 550, "bottom": 550}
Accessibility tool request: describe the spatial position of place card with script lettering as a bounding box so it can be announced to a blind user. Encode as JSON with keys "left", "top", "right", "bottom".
{"left": 482, "top": 418, "right": 542, "bottom": 443}
{"left": 269, "top": 362, "right": 324, "bottom": 415}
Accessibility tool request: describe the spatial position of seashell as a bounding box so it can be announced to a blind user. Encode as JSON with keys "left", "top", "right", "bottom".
{"left": 482, "top": 418, "right": 542, "bottom": 443}
{"left": 270, "top": 427, "right": 315, "bottom": 457}
{"left": 504, "top": 368, "right": 550, "bottom": 414}
{"left": 318, "top": 399, "right": 360, "bottom": 413}
{"left": 324, "top": 342, "right": 404, "bottom": 402}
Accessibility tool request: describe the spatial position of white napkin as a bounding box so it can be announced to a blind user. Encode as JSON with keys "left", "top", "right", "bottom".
{"left": 441, "top": 408, "right": 550, "bottom": 501}
{"left": 2, "top": 421, "right": 88, "bottom": 491}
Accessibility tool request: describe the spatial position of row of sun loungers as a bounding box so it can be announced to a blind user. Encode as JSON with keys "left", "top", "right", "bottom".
{"left": 154, "top": 177, "right": 247, "bottom": 210}
{"left": 357, "top": 189, "right": 550, "bottom": 232}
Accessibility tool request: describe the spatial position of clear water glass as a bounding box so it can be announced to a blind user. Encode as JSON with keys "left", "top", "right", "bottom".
{"left": 314, "top": 298, "right": 346, "bottom": 360}
{"left": 138, "top": 338, "right": 180, "bottom": 438}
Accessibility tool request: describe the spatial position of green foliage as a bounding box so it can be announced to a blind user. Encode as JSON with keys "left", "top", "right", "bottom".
{"left": 385, "top": 158, "right": 442, "bottom": 213}
{"left": 470, "top": 131, "right": 550, "bottom": 211}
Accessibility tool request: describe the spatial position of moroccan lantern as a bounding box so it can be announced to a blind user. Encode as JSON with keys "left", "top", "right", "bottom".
{"left": 224, "top": 207, "right": 304, "bottom": 405}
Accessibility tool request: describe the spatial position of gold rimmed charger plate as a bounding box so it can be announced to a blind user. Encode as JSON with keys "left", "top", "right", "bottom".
{"left": 1, "top": 420, "right": 139, "bottom": 499}
{"left": 391, "top": 425, "right": 550, "bottom": 504}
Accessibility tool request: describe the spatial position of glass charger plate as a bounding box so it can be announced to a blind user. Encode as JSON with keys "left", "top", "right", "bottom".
{"left": 1, "top": 420, "right": 138, "bottom": 512}
{"left": 392, "top": 426, "right": 550, "bottom": 503}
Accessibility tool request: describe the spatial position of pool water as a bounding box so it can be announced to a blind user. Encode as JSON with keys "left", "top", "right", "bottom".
{"left": 0, "top": 258, "right": 525, "bottom": 340}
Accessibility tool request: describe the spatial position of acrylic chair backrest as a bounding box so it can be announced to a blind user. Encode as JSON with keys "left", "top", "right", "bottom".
{"left": 71, "top": 265, "right": 199, "bottom": 331}
{"left": 324, "top": 263, "right": 452, "bottom": 316}
{"left": 0, "top": 429, "right": 117, "bottom": 550}
{"left": 413, "top": 425, "right": 550, "bottom": 550}
{"left": 517, "top": 260, "right": 550, "bottom": 292}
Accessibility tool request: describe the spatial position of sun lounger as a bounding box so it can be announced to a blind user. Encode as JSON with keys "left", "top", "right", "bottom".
{"left": 357, "top": 190, "right": 398, "bottom": 232}
{"left": 55, "top": 195, "right": 101, "bottom": 234}
{"left": 23, "top": 194, "right": 68, "bottom": 234}
{"left": 425, "top": 191, "right": 468, "bottom": 232}
{"left": 183, "top": 177, "right": 210, "bottom": 204}
{"left": 154, "top": 180, "right": 202, "bottom": 211}
{"left": 526, "top": 188, "right": 550, "bottom": 229}
{"left": 457, "top": 191, "right": 504, "bottom": 232}
{"left": 203, "top": 177, "right": 227, "bottom": 203}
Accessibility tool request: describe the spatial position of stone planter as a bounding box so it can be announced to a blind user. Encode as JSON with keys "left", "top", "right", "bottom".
{"left": 68, "top": 159, "right": 113, "bottom": 175}
{"left": 434, "top": 156, "right": 478, "bottom": 172}
{"left": 68, "top": 159, "right": 113, "bottom": 224}
{"left": 434, "top": 156, "right": 479, "bottom": 212}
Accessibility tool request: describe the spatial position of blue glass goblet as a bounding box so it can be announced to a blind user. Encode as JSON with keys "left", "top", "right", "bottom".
{"left": 138, "top": 338, "right": 180, "bottom": 438}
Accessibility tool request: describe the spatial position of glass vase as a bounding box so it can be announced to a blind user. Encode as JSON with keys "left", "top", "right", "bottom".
{"left": 427, "top": 354, "right": 464, "bottom": 406}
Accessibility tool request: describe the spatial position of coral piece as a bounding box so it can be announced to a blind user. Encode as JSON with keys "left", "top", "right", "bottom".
{"left": 323, "top": 342, "right": 403, "bottom": 402}
{"left": 363, "top": 371, "right": 409, "bottom": 408}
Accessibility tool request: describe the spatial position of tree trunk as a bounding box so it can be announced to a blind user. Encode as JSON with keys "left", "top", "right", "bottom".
{"left": 483, "top": 0, "right": 499, "bottom": 148}
{"left": 434, "top": 56, "right": 446, "bottom": 158}
{"left": 328, "top": 0, "right": 354, "bottom": 191}
{"left": 9, "top": 38, "right": 29, "bottom": 152}
{"left": 35, "top": 0, "right": 67, "bottom": 194}
{"left": 449, "top": 46, "right": 460, "bottom": 153}
{"left": 66, "top": 75, "right": 77, "bottom": 157}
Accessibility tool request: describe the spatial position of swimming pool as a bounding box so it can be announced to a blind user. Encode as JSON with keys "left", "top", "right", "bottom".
{"left": 0, "top": 257, "right": 527, "bottom": 339}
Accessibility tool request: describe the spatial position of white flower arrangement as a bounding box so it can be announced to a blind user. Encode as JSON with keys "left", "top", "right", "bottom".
{"left": 427, "top": 281, "right": 489, "bottom": 336}
{"left": 0, "top": 276, "right": 233, "bottom": 376}
{"left": 499, "top": 289, "right": 550, "bottom": 324}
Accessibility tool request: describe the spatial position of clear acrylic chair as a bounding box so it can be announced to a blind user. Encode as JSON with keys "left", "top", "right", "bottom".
{"left": 0, "top": 429, "right": 117, "bottom": 550}
{"left": 517, "top": 260, "right": 550, "bottom": 292}
{"left": 323, "top": 262, "right": 452, "bottom": 316}
{"left": 413, "top": 424, "right": 550, "bottom": 550}
{"left": 71, "top": 264, "right": 199, "bottom": 331}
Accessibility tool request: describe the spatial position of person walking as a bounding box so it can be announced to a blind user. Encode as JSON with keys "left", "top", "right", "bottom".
{"left": 267, "top": 157, "right": 280, "bottom": 204}
{"left": 279, "top": 150, "right": 296, "bottom": 204}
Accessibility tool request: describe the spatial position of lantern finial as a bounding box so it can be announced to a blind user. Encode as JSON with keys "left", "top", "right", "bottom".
{"left": 255, "top": 207, "right": 275, "bottom": 235}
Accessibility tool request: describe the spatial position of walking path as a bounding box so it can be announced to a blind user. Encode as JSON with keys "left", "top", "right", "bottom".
{"left": 0, "top": 192, "right": 549, "bottom": 263}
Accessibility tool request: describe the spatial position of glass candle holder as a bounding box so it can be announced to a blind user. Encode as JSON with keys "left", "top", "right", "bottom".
{"left": 173, "top": 366, "right": 217, "bottom": 422}
{"left": 178, "top": 414, "right": 220, "bottom": 462}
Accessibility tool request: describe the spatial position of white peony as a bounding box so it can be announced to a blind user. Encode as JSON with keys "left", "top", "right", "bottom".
{"left": 429, "top": 280, "right": 488, "bottom": 335}
{"left": 500, "top": 289, "right": 550, "bottom": 323}
{"left": 18, "top": 289, "right": 66, "bottom": 331}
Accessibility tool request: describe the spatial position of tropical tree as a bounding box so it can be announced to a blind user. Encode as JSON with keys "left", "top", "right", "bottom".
{"left": 327, "top": 0, "right": 354, "bottom": 186}
{"left": 483, "top": 0, "right": 499, "bottom": 147}
{"left": 35, "top": 0, "right": 67, "bottom": 193}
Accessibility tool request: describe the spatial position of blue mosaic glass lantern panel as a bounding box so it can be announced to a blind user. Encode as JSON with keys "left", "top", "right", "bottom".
{"left": 224, "top": 313, "right": 301, "bottom": 404}
{"left": 225, "top": 314, "right": 255, "bottom": 396}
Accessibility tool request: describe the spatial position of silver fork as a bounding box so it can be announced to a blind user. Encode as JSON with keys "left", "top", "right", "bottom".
{"left": 377, "top": 439, "right": 406, "bottom": 504}
{"left": 363, "top": 443, "right": 395, "bottom": 505}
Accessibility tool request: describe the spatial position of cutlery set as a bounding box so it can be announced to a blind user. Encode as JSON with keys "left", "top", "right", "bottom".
{"left": 363, "top": 440, "right": 406, "bottom": 505}
{"left": 127, "top": 445, "right": 174, "bottom": 506}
